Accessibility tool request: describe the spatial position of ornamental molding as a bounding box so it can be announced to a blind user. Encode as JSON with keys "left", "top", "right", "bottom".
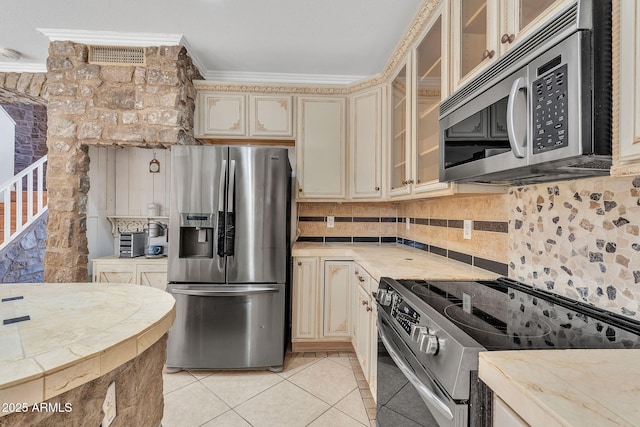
{"left": 194, "top": 0, "right": 441, "bottom": 95}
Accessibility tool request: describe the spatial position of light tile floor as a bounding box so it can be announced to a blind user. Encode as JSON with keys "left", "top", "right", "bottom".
{"left": 162, "top": 352, "right": 376, "bottom": 427}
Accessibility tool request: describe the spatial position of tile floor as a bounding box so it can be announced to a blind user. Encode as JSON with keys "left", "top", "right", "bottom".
{"left": 162, "top": 352, "right": 376, "bottom": 427}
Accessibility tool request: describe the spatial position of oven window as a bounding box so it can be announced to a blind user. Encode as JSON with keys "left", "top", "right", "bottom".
{"left": 442, "top": 96, "right": 510, "bottom": 169}
{"left": 377, "top": 347, "right": 441, "bottom": 427}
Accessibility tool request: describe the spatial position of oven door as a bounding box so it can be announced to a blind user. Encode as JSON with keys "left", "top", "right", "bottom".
{"left": 377, "top": 313, "right": 468, "bottom": 427}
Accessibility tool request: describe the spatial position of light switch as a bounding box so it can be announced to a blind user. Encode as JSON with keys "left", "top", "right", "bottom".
{"left": 405, "top": 217, "right": 410, "bottom": 230}
{"left": 327, "top": 216, "right": 335, "bottom": 228}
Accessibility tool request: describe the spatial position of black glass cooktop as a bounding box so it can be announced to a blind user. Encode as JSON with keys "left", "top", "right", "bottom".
{"left": 393, "top": 278, "right": 640, "bottom": 351}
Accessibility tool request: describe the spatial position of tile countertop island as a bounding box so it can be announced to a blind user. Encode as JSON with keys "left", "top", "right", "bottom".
{"left": 479, "top": 350, "right": 640, "bottom": 427}
{"left": 292, "top": 242, "right": 501, "bottom": 282}
{"left": 0, "top": 283, "right": 175, "bottom": 423}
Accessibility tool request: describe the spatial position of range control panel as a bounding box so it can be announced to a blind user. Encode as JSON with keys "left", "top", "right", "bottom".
{"left": 391, "top": 295, "right": 420, "bottom": 335}
{"left": 533, "top": 63, "right": 568, "bottom": 154}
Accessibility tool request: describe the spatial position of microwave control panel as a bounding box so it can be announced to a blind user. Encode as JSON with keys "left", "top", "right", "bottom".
{"left": 533, "top": 64, "right": 568, "bottom": 154}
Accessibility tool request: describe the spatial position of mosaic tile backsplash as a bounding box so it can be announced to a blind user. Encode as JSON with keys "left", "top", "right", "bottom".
{"left": 509, "top": 175, "right": 640, "bottom": 319}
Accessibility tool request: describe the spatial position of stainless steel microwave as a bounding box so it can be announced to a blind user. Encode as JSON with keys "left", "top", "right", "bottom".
{"left": 439, "top": 0, "right": 611, "bottom": 185}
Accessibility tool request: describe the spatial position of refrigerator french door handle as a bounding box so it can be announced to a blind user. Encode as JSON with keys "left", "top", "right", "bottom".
{"left": 225, "top": 159, "right": 236, "bottom": 256}
{"left": 217, "top": 160, "right": 227, "bottom": 258}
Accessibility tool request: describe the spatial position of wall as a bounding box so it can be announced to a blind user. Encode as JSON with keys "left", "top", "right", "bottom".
{"left": 0, "top": 213, "right": 47, "bottom": 283}
{"left": 297, "top": 193, "right": 510, "bottom": 275}
{"left": 510, "top": 175, "right": 640, "bottom": 319}
{"left": 0, "top": 103, "right": 48, "bottom": 176}
{"left": 0, "top": 106, "right": 15, "bottom": 185}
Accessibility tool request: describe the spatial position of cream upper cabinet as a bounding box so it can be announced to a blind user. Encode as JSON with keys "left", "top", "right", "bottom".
{"left": 292, "top": 257, "right": 319, "bottom": 339}
{"left": 199, "top": 93, "right": 247, "bottom": 136}
{"left": 451, "top": 0, "right": 500, "bottom": 89}
{"left": 616, "top": 0, "right": 640, "bottom": 166}
{"left": 296, "top": 96, "right": 347, "bottom": 199}
{"left": 350, "top": 87, "right": 383, "bottom": 199}
{"left": 323, "top": 261, "right": 352, "bottom": 337}
{"left": 388, "top": 61, "right": 413, "bottom": 197}
{"left": 196, "top": 91, "right": 294, "bottom": 139}
{"left": 411, "top": 7, "right": 452, "bottom": 195}
{"left": 451, "top": 0, "right": 571, "bottom": 90}
{"left": 249, "top": 95, "right": 294, "bottom": 137}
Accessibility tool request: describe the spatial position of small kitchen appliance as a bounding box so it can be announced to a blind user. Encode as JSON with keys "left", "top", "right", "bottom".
{"left": 375, "top": 277, "right": 640, "bottom": 427}
{"left": 118, "top": 232, "right": 146, "bottom": 258}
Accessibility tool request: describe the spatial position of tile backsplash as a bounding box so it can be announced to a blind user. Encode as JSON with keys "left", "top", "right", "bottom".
{"left": 509, "top": 175, "right": 640, "bottom": 319}
{"left": 297, "top": 194, "right": 510, "bottom": 275}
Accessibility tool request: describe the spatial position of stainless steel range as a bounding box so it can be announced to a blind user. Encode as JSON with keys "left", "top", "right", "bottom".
{"left": 374, "top": 277, "right": 640, "bottom": 427}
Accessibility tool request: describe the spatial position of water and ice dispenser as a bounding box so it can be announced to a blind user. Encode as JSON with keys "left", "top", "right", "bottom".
{"left": 178, "top": 213, "right": 215, "bottom": 258}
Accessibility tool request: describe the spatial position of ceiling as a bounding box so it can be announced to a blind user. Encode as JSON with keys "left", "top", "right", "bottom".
{"left": 0, "top": 0, "right": 424, "bottom": 84}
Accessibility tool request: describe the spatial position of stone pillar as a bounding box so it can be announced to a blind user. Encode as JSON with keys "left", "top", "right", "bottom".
{"left": 43, "top": 41, "right": 201, "bottom": 282}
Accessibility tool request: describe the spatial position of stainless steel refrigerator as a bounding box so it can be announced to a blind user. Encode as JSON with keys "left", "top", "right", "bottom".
{"left": 166, "top": 145, "right": 290, "bottom": 372}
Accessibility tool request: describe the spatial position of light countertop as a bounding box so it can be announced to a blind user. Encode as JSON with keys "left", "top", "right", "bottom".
{"left": 479, "top": 350, "right": 640, "bottom": 426}
{"left": 93, "top": 255, "right": 168, "bottom": 263}
{"left": 292, "top": 242, "right": 501, "bottom": 282}
{"left": 0, "top": 283, "right": 175, "bottom": 415}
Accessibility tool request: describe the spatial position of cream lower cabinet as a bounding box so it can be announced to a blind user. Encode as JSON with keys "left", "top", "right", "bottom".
{"left": 492, "top": 396, "right": 528, "bottom": 427}
{"left": 352, "top": 265, "right": 379, "bottom": 399}
{"left": 92, "top": 257, "right": 167, "bottom": 290}
{"left": 292, "top": 258, "right": 352, "bottom": 350}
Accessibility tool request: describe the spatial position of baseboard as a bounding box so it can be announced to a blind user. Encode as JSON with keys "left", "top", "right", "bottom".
{"left": 291, "top": 340, "right": 354, "bottom": 353}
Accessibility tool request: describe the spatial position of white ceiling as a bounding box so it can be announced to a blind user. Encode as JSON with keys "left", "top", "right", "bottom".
{"left": 0, "top": 0, "right": 424, "bottom": 84}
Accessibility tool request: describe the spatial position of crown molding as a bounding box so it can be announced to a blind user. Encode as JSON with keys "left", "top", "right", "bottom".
{"left": 0, "top": 62, "right": 47, "bottom": 73}
{"left": 203, "top": 70, "right": 367, "bottom": 85}
{"left": 37, "top": 28, "right": 183, "bottom": 47}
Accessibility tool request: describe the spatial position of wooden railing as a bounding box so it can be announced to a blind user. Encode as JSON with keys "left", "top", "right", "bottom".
{"left": 0, "top": 156, "right": 48, "bottom": 251}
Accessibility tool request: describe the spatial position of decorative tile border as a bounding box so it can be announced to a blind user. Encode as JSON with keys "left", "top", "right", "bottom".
{"left": 397, "top": 238, "right": 509, "bottom": 276}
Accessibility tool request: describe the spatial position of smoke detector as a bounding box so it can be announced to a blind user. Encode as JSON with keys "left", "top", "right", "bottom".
{"left": 0, "top": 48, "right": 21, "bottom": 60}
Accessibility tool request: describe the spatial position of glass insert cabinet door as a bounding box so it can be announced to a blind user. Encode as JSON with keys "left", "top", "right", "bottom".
{"left": 518, "top": 0, "right": 558, "bottom": 32}
{"left": 415, "top": 16, "right": 442, "bottom": 185}
{"left": 460, "top": 0, "right": 488, "bottom": 78}
{"left": 390, "top": 65, "right": 408, "bottom": 191}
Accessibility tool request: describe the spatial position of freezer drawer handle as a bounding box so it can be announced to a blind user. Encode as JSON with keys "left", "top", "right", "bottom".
{"left": 171, "top": 286, "right": 280, "bottom": 297}
{"left": 377, "top": 317, "right": 454, "bottom": 421}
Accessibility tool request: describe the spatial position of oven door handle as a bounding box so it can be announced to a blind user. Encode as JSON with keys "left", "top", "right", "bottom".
{"left": 377, "top": 318, "right": 454, "bottom": 421}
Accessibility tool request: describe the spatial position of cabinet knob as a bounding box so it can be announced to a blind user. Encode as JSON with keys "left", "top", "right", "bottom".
{"left": 297, "top": 261, "right": 302, "bottom": 266}
{"left": 358, "top": 276, "right": 365, "bottom": 283}
{"left": 482, "top": 49, "right": 495, "bottom": 59}
{"left": 402, "top": 180, "right": 407, "bottom": 185}
{"left": 361, "top": 300, "right": 369, "bottom": 306}
{"left": 366, "top": 306, "right": 373, "bottom": 312}
{"left": 375, "top": 186, "right": 380, "bottom": 191}
{"left": 298, "top": 188, "right": 303, "bottom": 192}
{"left": 501, "top": 33, "right": 515, "bottom": 44}
{"left": 407, "top": 179, "right": 414, "bottom": 184}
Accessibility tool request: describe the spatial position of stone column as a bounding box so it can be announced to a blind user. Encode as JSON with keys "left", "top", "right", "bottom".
{"left": 44, "top": 42, "right": 91, "bottom": 282}
{"left": 43, "top": 41, "right": 201, "bottom": 282}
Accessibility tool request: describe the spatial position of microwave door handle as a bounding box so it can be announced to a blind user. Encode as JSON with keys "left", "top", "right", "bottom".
{"left": 507, "top": 77, "right": 527, "bottom": 158}
{"left": 216, "top": 160, "right": 226, "bottom": 257}
{"left": 377, "top": 318, "right": 454, "bottom": 421}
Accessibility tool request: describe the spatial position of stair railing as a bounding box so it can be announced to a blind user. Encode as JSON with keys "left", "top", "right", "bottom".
{"left": 0, "top": 155, "right": 48, "bottom": 251}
